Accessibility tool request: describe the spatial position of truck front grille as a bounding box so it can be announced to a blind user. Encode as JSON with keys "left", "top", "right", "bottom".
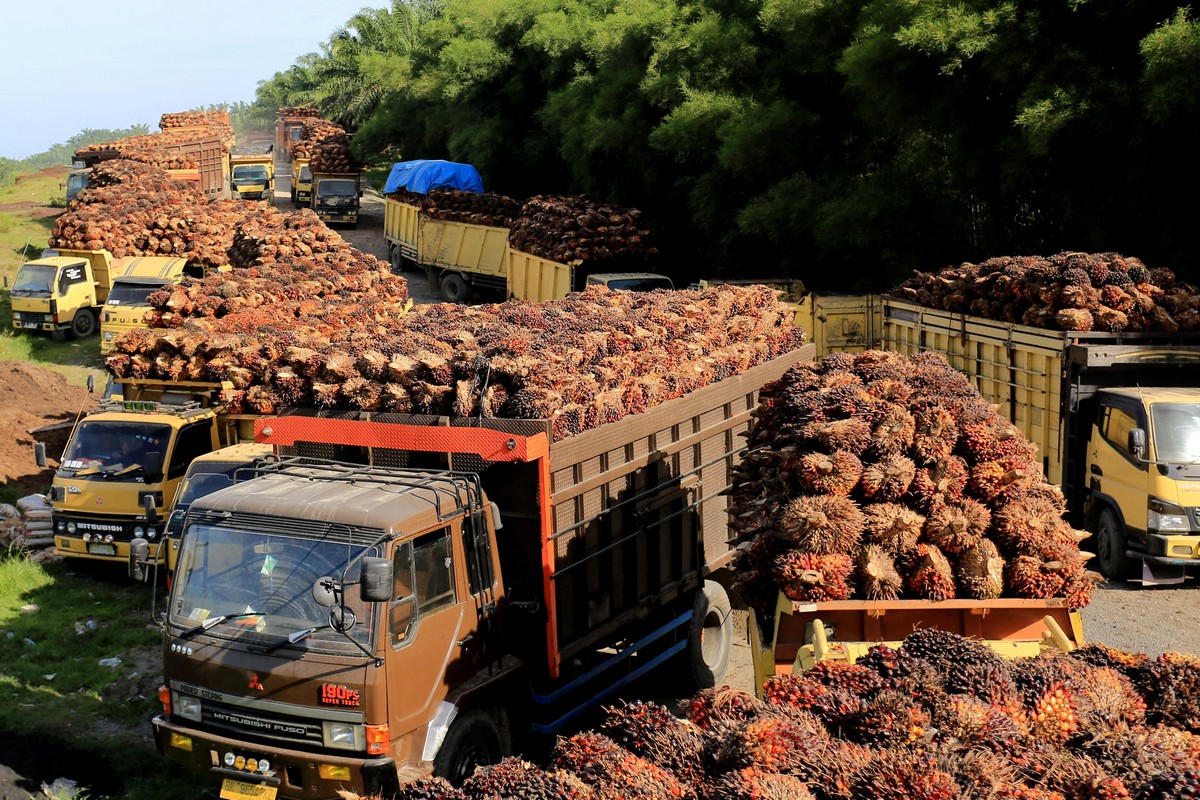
{"left": 201, "top": 702, "right": 324, "bottom": 747}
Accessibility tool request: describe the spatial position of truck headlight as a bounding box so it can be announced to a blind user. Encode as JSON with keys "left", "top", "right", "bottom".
{"left": 134, "top": 526, "right": 145, "bottom": 536}
{"left": 174, "top": 692, "right": 202, "bottom": 722}
{"left": 322, "top": 721, "right": 361, "bottom": 750}
{"left": 1149, "top": 497, "right": 1191, "bottom": 533}
{"left": 66, "top": 522, "right": 77, "bottom": 534}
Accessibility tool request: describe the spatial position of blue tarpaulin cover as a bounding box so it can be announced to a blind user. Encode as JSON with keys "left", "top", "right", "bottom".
{"left": 383, "top": 160, "right": 485, "bottom": 196}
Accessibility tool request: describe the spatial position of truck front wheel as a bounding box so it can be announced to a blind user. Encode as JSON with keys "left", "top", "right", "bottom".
{"left": 69, "top": 310, "right": 97, "bottom": 339}
{"left": 440, "top": 273, "right": 471, "bottom": 303}
{"left": 1095, "top": 507, "right": 1131, "bottom": 579}
{"left": 686, "top": 580, "right": 732, "bottom": 690}
{"left": 433, "top": 709, "right": 503, "bottom": 786}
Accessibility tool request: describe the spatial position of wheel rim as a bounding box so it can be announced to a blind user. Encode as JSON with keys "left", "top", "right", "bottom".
{"left": 75, "top": 314, "right": 94, "bottom": 336}
{"left": 450, "top": 739, "right": 494, "bottom": 785}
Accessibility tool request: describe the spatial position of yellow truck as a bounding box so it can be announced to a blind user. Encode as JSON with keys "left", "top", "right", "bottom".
{"left": 10, "top": 248, "right": 115, "bottom": 340}
{"left": 291, "top": 158, "right": 312, "bottom": 207}
{"left": 99, "top": 256, "right": 195, "bottom": 354}
{"left": 879, "top": 296, "right": 1200, "bottom": 585}
{"left": 159, "top": 442, "right": 275, "bottom": 572}
{"left": 39, "top": 378, "right": 260, "bottom": 566}
{"left": 230, "top": 144, "right": 275, "bottom": 203}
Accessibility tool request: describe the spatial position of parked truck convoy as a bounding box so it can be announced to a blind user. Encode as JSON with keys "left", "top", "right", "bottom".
{"left": 134, "top": 344, "right": 813, "bottom": 798}
{"left": 311, "top": 171, "right": 361, "bottom": 226}
{"left": 41, "top": 378, "right": 260, "bottom": 567}
{"left": 230, "top": 144, "right": 275, "bottom": 203}
{"left": 382, "top": 160, "right": 672, "bottom": 303}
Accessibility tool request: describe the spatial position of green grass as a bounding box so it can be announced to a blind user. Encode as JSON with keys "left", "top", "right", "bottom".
{"left": 0, "top": 166, "right": 108, "bottom": 389}
{"left": 0, "top": 554, "right": 201, "bottom": 798}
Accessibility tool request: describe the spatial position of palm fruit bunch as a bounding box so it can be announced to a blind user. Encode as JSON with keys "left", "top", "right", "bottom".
{"left": 730, "top": 350, "right": 1099, "bottom": 612}
{"left": 107, "top": 282, "right": 804, "bottom": 438}
{"left": 508, "top": 195, "right": 658, "bottom": 267}
{"left": 892, "top": 252, "right": 1200, "bottom": 332}
{"left": 360, "top": 642, "right": 1200, "bottom": 800}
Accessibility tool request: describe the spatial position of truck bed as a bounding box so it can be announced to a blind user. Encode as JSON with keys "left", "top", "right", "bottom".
{"left": 384, "top": 198, "right": 508, "bottom": 279}
{"left": 256, "top": 344, "right": 815, "bottom": 678}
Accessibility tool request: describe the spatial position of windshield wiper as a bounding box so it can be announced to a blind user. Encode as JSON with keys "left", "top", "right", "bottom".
{"left": 178, "top": 611, "right": 265, "bottom": 639}
{"left": 255, "top": 624, "right": 331, "bottom": 655}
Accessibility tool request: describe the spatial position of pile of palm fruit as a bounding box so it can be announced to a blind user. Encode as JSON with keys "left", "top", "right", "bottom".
{"left": 105, "top": 283, "right": 804, "bottom": 434}
{"left": 729, "top": 350, "right": 1098, "bottom": 615}
{"left": 159, "top": 110, "right": 230, "bottom": 130}
{"left": 387, "top": 634, "right": 1200, "bottom": 799}
{"left": 389, "top": 188, "right": 521, "bottom": 228}
{"left": 292, "top": 118, "right": 356, "bottom": 171}
{"left": 508, "top": 194, "right": 656, "bottom": 265}
{"left": 892, "top": 252, "right": 1200, "bottom": 332}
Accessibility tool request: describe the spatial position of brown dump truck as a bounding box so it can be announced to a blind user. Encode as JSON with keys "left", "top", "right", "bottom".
{"left": 137, "top": 345, "right": 813, "bottom": 799}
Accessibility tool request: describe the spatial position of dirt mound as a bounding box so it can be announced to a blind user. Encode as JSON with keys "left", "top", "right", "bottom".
{"left": 0, "top": 361, "right": 95, "bottom": 493}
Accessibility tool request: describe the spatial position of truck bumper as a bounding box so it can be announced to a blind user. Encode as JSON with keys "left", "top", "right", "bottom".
{"left": 1137, "top": 533, "right": 1200, "bottom": 563}
{"left": 13, "top": 317, "right": 65, "bottom": 333}
{"left": 152, "top": 715, "right": 401, "bottom": 800}
{"left": 53, "top": 534, "right": 168, "bottom": 565}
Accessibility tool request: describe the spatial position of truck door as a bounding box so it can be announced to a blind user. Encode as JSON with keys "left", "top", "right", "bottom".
{"left": 58, "top": 263, "right": 93, "bottom": 307}
{"left": 1088, "top": 399, "right": 1149, "bottom": 543}
{"left": 385, "top": 525, "right": 478, "bottom": 740}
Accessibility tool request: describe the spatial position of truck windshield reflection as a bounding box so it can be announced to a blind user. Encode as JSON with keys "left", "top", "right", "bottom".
{"left": 171, "top": 524, "right": 376, "bottom": 648}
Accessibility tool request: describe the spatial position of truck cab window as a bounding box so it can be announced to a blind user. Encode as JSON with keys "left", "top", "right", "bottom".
{"left": 168, "top": 421, "right": 214, "bottom": 479}
{"left": 389, "top": 527, "right": 456, "bottom": 648}
{"left": 1101, "top": 406, "right": 1140, "bottom": 461}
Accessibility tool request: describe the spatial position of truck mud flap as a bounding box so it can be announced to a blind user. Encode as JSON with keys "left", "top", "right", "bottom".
{"left": 1135, "top": 554, "right": 1187, "bottom": 585}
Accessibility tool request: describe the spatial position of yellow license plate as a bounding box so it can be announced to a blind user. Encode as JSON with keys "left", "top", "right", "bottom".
{"left": 220, "top": 779, "right": 277, "bottom": 800}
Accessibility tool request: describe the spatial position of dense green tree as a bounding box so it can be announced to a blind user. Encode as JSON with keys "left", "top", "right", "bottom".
{"left": 251, "top": 0, "right": 1200, "bottom": 288}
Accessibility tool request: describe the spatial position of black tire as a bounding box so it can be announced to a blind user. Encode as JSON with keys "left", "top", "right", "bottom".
{"left": 686, "top": 580, "right": 732, "bottom": 689}
{"left": 388, "top": 245, "right": 404, "bottom": 274}
{"left": 433, "top": 709, "right": 503, "bottom": 787}
{"left": 1095, "top": 507, "right": 1131, "bottom": 579}
{"left": 440, "top": 273, "right": 471, "bottom": 303}
{"left": 69, "top": 309, "right": 97, "bottom": 339}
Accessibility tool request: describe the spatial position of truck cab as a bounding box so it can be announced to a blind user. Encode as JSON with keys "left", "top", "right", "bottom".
{"left": 291, "top": 159, "right": 312, "bottom": 207}
{"left": 312, "top": 173, "right": 361, "bottom": 227}
{"left": 584, "top": 272, "right": 674, "bottom": 292}
{"left": 149, "top": 459, "right": 507, "bottom": 798}
{"left": 1086, "top": 387, "right": 1200, "bottom": 580}
{"left": 160, "top": 442, "right": 274, "bottom": 571}
{"left": 99, "top": 256, "right": 192, "bottom": 354}
{"left": 231, "top": 144, "right": 275, "bottom": 203}
{"left": 49, "top": 379, "right": 254, "bottom": 566}
{"left": 10, "top": 249, "right": 112, "bottom": 340}
{"left": 66, "top": 167, "right": 91, "bottom": 203}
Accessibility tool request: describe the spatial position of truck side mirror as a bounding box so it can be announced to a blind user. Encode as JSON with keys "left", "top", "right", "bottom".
{"left": 34, "top": 443, "right": 47, "bottom": 468}
{"left": 86, "top": 374, "right": 95, "bottom": 394}
{"left": 145, "top": 451, "right": 164, "bottom": 482}
{"left": 1129, "top": 428, "right": 1147, "bottom": 460}
{"left": 129, "top": 537, "right": 151, "bottom": 582}
{"left": 143, "top": 493, "right": 158, "bottom": 524}
{"left": 360, "top": 557, "right": 393, "bottom": 602}
{"left": 490, "top": 501, "right": 503, "bottom": 532}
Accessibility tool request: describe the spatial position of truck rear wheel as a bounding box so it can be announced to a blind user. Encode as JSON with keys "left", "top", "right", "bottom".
{"left": 69, "top": 309, "right": 97, "bottom": 339}
{"left": 440, "top": 273, "right": 471, "bottom": 303}
{"left": 433, "top": 709, "right": 503, "bottom": 786}
{"left": 1096, "top": 507, "right": 1131, "bottom": 579}
{"left": 686, "top": 580, "right": 732, "bottom": 689}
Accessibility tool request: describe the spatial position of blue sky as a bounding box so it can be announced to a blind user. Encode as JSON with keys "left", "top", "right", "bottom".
{"left": 0, "top": 1, "right": 384, "bottom": 160}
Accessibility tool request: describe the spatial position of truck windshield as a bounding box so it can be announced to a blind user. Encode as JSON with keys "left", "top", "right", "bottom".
{"left": 299, "top": 166, "right": 312, "bottom": 183}
{"left": 591, "top": 276, "right": 674, "bottom": 292}
{"left": 317, "top": 180, "right": 357, "bottom": 206}
{"left": 60, "top": 420, "right": 172, "bottom": 476}
{"left": 1152, "top": 403, "right": 1200, "bottom": 464}
{"left": 233, "top": 165, "right": 269, "bottom": 182}
{"left": 66, "top": 171, "right": 89, "bottom": 199}
{"left": 12, "top": 264, "right": 57, "bottom": 296}
{"left": 170, "top": 523, "right": 377, "bottom": 650}
{"left": 106, "top": 280, "right": 166, "bottom": 306}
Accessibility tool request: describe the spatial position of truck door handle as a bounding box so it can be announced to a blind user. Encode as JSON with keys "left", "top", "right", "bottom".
{"left": 456, "top": 635, "right": 475, "bottom": 647}
{"left": 1090, "top": 464, "right": 1103, "bottom": 476}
